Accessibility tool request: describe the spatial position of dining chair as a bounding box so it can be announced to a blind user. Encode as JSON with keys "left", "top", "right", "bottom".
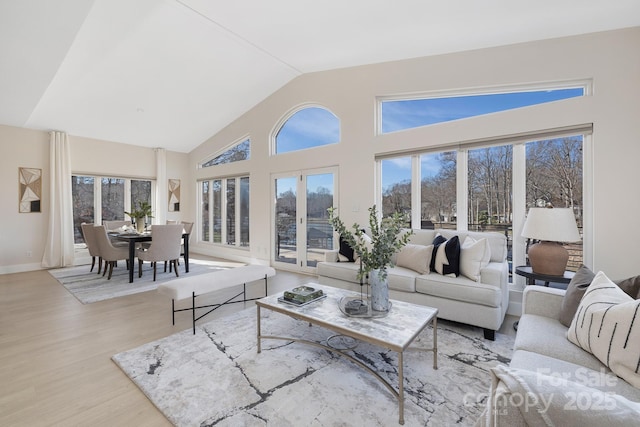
{"left": 176, "top": 221, "right": 194, "bottom": 270}
{"left": 81, "top": 223, "right": 102, "bottom": 274}
{"left": 104, "top": 220, "right": 132, "bottom": 231}
{"left": 137, "top": 224, "right": 184, "bottom": 281}
{"left": 94, "top": 225, "right": 130, "bottom": 280}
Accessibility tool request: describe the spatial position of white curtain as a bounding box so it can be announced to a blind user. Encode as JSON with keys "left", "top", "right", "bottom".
{"left": 42, "top": 131, "right": 75, "bottom": 268}
{"left": 155, "top": 148, "right": 167, "bottom": 225}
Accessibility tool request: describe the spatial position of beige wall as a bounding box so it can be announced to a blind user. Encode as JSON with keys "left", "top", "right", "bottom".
{"left": 2, "top": 27, "right": 639, "bottom": 281}
{"left": 189, "top": 27, "right": 640, "bottom": 280}
{"left": 0, "top": 125, "right": 190, "bottom": 273}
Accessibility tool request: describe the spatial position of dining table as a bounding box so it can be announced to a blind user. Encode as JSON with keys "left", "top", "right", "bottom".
{"left": 110, "top": 231, "right": 190, "bottom": 283}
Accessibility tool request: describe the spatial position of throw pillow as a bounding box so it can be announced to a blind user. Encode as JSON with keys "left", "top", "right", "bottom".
{"left": 430, "top": 234, "right": 447, "bottom": 272}
{"left": 396, "top": 244, "right": 433, "bottom": 274}
{"left": 559, "top": 265, "right": 640, "bottom": 327}
{"left": 338, "top": 235, "right": 355, "bottom": 262}
{"left": 432, "top": 235, "right": 461, "bottom": 277}
{"left": 459, "top": 236, "right": 491, "bottom": 281}
{"left": 567, "top": 271, "right": 640, "bottom": 388}
{"left": 559, "top": 264, "right": 596, "bottom": 327}
{"left": 616, "top": 275, "right": 640, "bottom": 299}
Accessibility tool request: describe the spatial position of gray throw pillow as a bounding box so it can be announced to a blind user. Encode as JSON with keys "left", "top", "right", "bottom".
{"left": 559, "top": 265, "right": 640, "bottom": 327}
{"left": 559, "top": 264, "right": 595, "bottom": 327}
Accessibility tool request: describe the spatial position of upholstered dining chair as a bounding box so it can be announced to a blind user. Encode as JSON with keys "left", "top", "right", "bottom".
{"left": 104, "top": 220, "right": 132, "bottom": 231}
{"left": 94, "top": 225, "right": 130, "bottom": 280}
{"left": 136, "top": 224, "right": 183, "bottom": 281}
{"left": 81, "top": 223, "right": 102, "bottom": 274}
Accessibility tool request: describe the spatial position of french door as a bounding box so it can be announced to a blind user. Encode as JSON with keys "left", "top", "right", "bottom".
{"left": 273, "top": 168, "right": 337, "bottom": 273}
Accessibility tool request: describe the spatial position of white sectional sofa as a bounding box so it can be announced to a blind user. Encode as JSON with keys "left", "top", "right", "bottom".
{"left": 316, "top": 228, "right": 509, "bottom": 340}
{"left": 477, "top": 284, "right": 640, "bottom": 425}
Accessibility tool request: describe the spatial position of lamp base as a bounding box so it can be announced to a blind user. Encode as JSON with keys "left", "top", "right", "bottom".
{"left": 528, "top": 241, "right": 569, "bottom": 276}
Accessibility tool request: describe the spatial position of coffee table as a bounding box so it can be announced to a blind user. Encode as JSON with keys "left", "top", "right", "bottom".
{"left": 255, "top": 283, "right": 438, "bottom": 425}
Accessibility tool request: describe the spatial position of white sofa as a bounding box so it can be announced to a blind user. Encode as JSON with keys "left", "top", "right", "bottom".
{"left": 316, "top": 228, "right": 509, "bottom": 340}
{"left": 478, "top": 285, "right": 640, "bottom": 425}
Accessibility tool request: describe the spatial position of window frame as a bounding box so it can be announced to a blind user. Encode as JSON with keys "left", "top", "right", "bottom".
{"left": 375, "top": 127, "right": 593, "bottom": 286}
{"left": 271, "top": 104, "right": 341, "bottom": 155}
{"left": 376, "top": 80, "right": 592, "bottom": 135}
{"left": 199, "top": 136, "right": 251, "bottom": 168}
{"left": 72, "top": 174, "right": 156, "bottom": 246}
{"left": 199, "top": 174, "right": 250, "bottom": 249}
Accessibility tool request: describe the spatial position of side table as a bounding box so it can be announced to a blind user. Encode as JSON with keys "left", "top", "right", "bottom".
{"left": 513, "top": 266, "right": 575, "bottom": 331}
{"left": 514, "top": 266, "right": 574, "bottom": 287}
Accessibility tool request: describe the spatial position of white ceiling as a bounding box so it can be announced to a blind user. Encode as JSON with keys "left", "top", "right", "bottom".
{"left": 1, "top": 0, "right": 639, "bottom": 153}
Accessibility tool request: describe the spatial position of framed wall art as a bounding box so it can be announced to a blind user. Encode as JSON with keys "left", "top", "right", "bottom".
{"left": 19, "top": 167, "right": 42, "bottom": 213}
{"left": 168, "top": 179, "right": 180, "bottom": 212}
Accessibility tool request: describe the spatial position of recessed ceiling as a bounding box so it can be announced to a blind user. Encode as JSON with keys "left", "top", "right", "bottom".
{"left": 1, "top": 0, "right": 639, "bottom": 152}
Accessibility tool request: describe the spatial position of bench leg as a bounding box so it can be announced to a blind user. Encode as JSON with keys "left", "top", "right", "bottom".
{"left": 172, "top": 299, "right": 175, "bottom": 325}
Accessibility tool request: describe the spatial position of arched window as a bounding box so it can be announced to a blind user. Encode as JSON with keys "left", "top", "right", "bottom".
{"left": 275, "top": 106, "right": 340, "bottom": 154}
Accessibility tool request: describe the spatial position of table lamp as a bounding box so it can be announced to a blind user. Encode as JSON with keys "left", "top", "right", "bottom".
{"left": 521, "top": 207, "right": 581, "bottom": 276}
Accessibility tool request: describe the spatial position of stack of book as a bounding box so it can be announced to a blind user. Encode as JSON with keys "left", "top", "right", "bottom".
{"left": 280, "top": 286, "right": 324, "bottom": 305}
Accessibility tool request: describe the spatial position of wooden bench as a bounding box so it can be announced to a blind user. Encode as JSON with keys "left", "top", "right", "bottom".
{"left": 157, "top": 265, "right": 276, "bottom": 334}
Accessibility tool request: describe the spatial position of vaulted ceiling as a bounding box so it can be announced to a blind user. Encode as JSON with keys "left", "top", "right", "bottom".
{"left": 1, "top": 0, "right": 639, "bottom": 152}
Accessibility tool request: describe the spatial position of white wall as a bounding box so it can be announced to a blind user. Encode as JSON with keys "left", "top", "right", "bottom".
{"left": 0, "top": 125, "right": 190, "bottom": 273}
{"left": 189, "top": 27, "right": 640, "bottom": 281}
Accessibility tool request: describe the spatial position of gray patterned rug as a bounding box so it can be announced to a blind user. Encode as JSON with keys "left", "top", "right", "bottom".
{"left": 112, "top": 306, "right": 514, "bottom": 426}
{"left": 49, "top": 259, "right": 239, "bottom": 304}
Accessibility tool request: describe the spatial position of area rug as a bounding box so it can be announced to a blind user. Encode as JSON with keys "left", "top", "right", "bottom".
{"left": 112, "top": 306, "right": 514, "bottom": 426}
{"left": 49, "top": 259, "right": 241, "bottom": 304}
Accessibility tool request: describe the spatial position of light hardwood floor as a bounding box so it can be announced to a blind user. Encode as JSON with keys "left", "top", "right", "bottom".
{"left": 0, "top": 257, "right": 518, "bottom": 426}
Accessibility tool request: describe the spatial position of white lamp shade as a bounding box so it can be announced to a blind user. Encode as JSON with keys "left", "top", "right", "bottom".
{"left": 522, "top": 208, "right": 581, "bottom": 243}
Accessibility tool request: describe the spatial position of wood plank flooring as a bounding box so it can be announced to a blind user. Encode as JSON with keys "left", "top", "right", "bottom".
{"left": 0, "top": 258, "right": 517, "bottom": 426}
{"left": 0, "top": 258, "right": 311, "bottom": 426}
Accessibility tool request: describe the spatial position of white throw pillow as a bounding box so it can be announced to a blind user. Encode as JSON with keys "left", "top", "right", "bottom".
{"left": 459, "top": 236, "right": 491, "bottom": 281}
{"left": 396, "top": 244, "right": 433, "bottom": 274}
{"left": 567, "top": 271, "right": 640, "bottom": 388}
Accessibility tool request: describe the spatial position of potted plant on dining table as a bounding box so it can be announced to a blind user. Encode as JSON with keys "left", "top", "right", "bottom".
{"left": 125, "top": 201, "right": 153, "bottom": 233}
{"left": 328, "top": 205, "right": 412, "bottom": 312}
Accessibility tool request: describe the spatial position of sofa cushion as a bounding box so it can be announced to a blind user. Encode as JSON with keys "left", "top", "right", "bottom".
{"left": 415, "top": 274, "right": 500, "bottom": 307}
{"left": 459, "top": 236, "right": 490, "bottom": 281}
{"left": 396, "top": 243, "right": 432, "bottom": 274}
{"left": 567, "top": 271, "right": 640, "bottom": 388}
{"left": 510, "top": 350, "right": 640, "bottom": 401}
{"left": 316, "top": 261, "right": 362, "bottom": 285}
{"left": 515, "top": 313, "right": 604, "bottom": 371}
{"left": 431, "top": 234, "right": 460, "bottom": 277}
{"left": 386, "top": 266, "right": 418, "bottom": 292}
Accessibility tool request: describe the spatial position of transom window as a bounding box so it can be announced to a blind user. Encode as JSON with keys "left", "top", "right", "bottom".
{"left": 200, "top": 138, "right": 250, "bottom": 168}
{"left": 274, "top": 106, "right": 340, "bottom": 154}
{"left": 380, "top": 85, "right": 586, "bottom": 134}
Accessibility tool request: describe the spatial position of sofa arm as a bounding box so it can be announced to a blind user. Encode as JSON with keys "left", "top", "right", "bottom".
{"left": 324, "top": 250, "right": 339, "bottom": 262}
{"left": 480, "top": 262, "right": 507, "bottom": 288}
{"left": 522, "top": 286, "right": 566, "bottom": 319}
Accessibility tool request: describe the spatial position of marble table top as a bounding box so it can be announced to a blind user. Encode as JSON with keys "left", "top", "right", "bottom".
{"left": 256, "top": 283, "right": 438, "bottom": 352}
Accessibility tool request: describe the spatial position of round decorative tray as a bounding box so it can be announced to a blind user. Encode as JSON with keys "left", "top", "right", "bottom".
{"left": 338, "top": 296, "right": 391, "bottom": 318}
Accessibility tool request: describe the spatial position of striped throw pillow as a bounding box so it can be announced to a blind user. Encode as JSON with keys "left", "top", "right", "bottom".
{"left": 567, "top": 271, "right": 640, "bottom": 388}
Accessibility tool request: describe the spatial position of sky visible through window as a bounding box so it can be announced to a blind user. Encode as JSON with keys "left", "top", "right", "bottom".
{"left": 381, "top": 88, "right": 584, "bottom": 134}
{"left": 381, "top": 88, "right": 584, "bottom": 189}
{"left": 276, "top": 107, "right": 340, "bottom": 154}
